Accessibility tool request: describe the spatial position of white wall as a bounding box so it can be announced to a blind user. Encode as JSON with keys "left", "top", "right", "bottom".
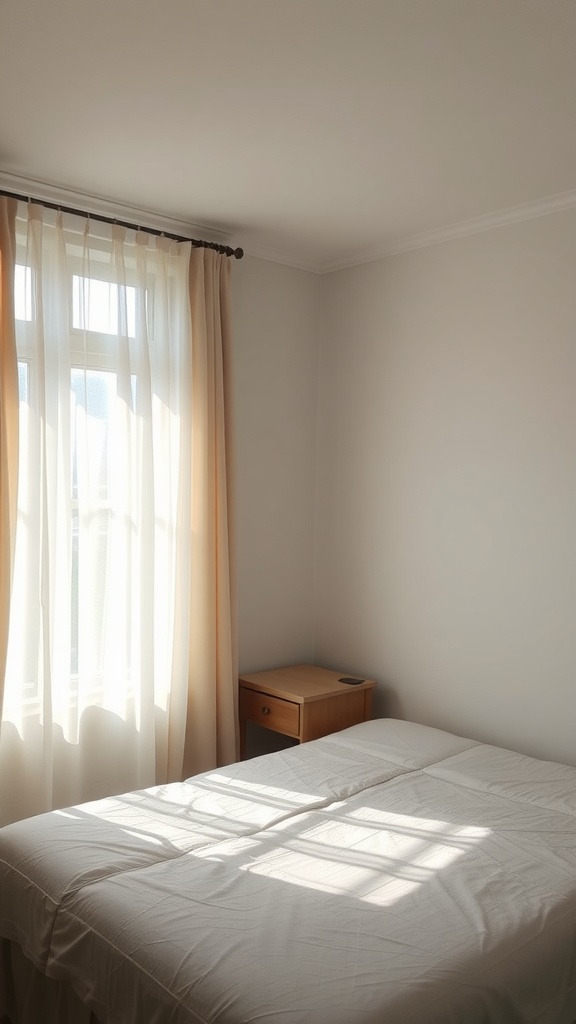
{"left": 233, "top": 255, "right": 320, "bottom": 676}
{"left": 315, "top": 211, "right": 576, "bottom": 766}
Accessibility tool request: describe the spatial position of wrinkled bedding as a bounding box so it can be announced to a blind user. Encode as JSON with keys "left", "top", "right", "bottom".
{"left": 1, "top": 718, "right": 576, "bottom": 1024}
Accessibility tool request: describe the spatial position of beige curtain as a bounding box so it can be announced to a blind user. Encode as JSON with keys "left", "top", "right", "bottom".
{"left": 184, "top": 247, "right": 238, "bottom": 776}
{"left": 0, "top": 197, "right": 18, "bottom": 724}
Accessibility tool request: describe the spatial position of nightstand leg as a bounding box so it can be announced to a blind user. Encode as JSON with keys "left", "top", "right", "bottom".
{"left": 239, "top": 717, "right": 247, "bottom": 760}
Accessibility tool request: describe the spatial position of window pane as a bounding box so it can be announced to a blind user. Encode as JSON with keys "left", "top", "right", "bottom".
{"left": 71, "top": 368, "right": 115, "bottom": 501}
{"left": 15, "top": 265, "right": 32, "bottom": 321}
{"left": 17, "top": 361, "right": 29, "bottom": 401}
{"left": 72, "top": 275, "right": 136, "bottom": 337}
{"left": 71, "top": 369, "right": 118, "bottom": 682}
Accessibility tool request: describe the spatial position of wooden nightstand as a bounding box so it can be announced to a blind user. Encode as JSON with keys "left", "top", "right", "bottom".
{"left": 239, "top": 663, "right": 376, "bottom": 759}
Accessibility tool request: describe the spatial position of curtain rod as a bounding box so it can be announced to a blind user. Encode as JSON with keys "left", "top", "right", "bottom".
{"left": 0, "top": 188, "right": 244, "bottom": 260}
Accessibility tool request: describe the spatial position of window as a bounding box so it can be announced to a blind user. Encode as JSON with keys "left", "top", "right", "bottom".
{"left": 7, "top": 221, "right": 190, "bottom": 736}
{"left": 1, "top": 202, "right": 236, "bottom": 824}
{"left": 12, "top": 254, "right": 147, "bottom": 705}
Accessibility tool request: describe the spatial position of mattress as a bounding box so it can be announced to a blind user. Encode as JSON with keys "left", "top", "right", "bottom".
{"left": 1, "top": 718, "right": 576, "bottom": 1024}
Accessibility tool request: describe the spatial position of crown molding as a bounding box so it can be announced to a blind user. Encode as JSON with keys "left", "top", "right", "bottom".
{"left": 235, "top": 240, "right": 321, "bottom": 275}
{"left": 2, "top": 170, "right": 576, "bottom": 275}
{"left": 0, "top": 170, "right": 233, "bottom": 246}
{"left": 317, "top": 188, "right": 576, "bottom": 274}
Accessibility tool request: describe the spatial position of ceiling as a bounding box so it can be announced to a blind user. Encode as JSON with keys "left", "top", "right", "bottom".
{"left": 1, "top": 0, "right": 576, "bottom": 272}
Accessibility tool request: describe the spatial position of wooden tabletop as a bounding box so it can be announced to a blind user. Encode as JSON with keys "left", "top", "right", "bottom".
{"left": 239, "top": 663, "right": 376, "bottom": 704}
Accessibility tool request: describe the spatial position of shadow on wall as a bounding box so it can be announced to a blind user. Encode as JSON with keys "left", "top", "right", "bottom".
{"left": 0, "top": 704, "right": 170, "bottom": 827}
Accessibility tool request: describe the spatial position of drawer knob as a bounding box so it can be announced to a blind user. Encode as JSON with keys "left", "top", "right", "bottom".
{"left": 261, "top": 706, "right": 270, "bottom": 715}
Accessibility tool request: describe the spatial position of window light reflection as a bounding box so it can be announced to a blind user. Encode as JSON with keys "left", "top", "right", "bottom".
{"left": 48, "top": 789, "right": 491, "bottom": 911}
{"left": 203, "top": 772, "right": 321, "bottom": 805}
{"left": 231, "top": 813, "right": 491, "bottom": 907}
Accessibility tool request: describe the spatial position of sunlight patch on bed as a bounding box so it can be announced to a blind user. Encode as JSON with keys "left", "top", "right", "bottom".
{"left": 118, "top": 828, "right": 164, "bottom": 845}
{"left": 203, "top": 772, "right": 321, "bottom": 805}
{"left": 51, "top": 775, "right": 325, "bottom": 849}
{"left": 239, "top": 818, "right": 491, "bottom": 907}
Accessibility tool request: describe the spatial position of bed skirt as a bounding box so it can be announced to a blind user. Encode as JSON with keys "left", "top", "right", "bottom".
{"left": 0, "top": 940, "right": 98, "bottom": 1024}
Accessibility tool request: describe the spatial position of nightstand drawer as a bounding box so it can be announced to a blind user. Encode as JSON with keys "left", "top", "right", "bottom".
{"left": 239, "top": 686, "right": 300, "bottom": 738}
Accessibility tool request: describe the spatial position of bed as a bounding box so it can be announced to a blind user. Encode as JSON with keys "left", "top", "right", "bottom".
{"left": 1, "top": 717, "right": 576, "bottom": 1024}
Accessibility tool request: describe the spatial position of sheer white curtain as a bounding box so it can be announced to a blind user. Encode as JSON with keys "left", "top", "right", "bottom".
{"left": 0, "top": 202, "right": 198, "bottom": 824}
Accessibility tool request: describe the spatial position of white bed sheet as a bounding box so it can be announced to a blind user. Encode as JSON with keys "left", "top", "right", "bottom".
{"left": 0, "top": 724, "right": 429, "bottom": 970}
{"left": 1, "top": 719, "right": 576, "bottom": 1024}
